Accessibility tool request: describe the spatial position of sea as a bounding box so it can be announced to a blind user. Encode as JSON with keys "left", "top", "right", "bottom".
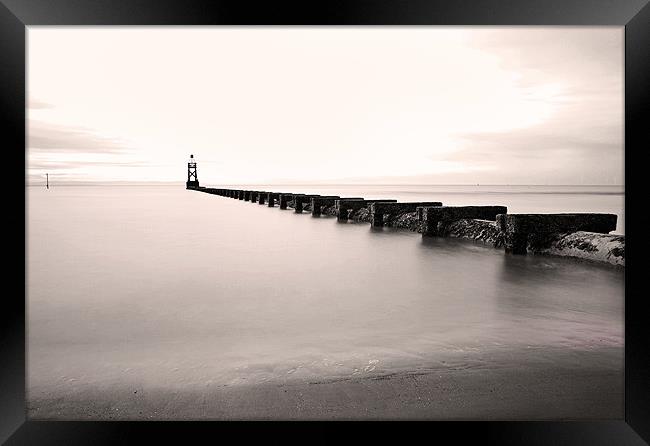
{"left": 26, "top": 184, "right": 624, "bottom": 415}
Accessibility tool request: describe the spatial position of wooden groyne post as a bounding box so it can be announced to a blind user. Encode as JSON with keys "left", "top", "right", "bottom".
{"left": 497, "top": 213, "right": 618, "bottom": 255}
{"left": 369, "top": 202, "right": 443, "bottom": 227}
{"left": 310, "top": 196, "right": 341, "bottom": 216}
{"left": 279, "top": 193, "right": 294, "bottom": 210}
{"left": 293, "top": 194, "right": 321, "bottom": 213}
{"left": 267, "top": 193, "right": 281, "bottom": 207}
{"left": 258, "top": 192, "right": 269, "bottom": 205}
{"left": 420, "top": 206, "right": 507, "bottom": 236}
{"left": 335, "top": 199, "right": 397, "bottom": 221}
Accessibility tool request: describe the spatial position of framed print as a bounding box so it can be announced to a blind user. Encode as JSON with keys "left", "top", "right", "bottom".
{"left": 2, "top": 0, "right": 649, "bottom": 443}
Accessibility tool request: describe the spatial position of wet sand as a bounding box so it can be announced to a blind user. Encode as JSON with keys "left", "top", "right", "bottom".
{"left": 28, "top": 346, "right": 622, "bottom": 420}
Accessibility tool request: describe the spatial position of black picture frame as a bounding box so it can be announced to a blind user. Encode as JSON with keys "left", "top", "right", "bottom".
{"left": 2, "top": 0, "right": 649, "bottom": 443}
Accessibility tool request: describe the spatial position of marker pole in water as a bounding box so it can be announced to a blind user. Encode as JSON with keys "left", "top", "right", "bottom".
{"left": 46, "top": 173, "right": 49, "bottom": 189}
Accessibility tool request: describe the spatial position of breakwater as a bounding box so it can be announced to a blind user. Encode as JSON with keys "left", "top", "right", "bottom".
{"left": 189, "top": 186, "right": 624, "bottom": 266}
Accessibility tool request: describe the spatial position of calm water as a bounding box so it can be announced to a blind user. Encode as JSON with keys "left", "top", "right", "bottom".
{"left": 27, "top": 185, "right": 623, "bottom": 395}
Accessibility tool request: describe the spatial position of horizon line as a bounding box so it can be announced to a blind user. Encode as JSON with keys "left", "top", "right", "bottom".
{"left": 25, "top": 181, "right": 625, "bottom": 187}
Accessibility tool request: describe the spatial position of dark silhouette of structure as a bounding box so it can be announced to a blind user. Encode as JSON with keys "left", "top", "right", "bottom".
{"left": 186, "top": 154, "right": 199, "bottom": 189}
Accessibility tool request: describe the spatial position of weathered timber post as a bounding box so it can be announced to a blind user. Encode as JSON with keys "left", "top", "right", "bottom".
{"left": 335, "top": 199, "right": 393, "bottom": 221}
{"left": 497, "top": 213, "right": 618, "bottom": 255}
{"left": 369, "top": 202, "right": 442, "bottom": 227}
{"left": 258, "top": 192, "right": 267, "bottom": 205}
{"left": 292, "top": 194, "right": 305, "bottom": 212}
{"left": 294, "top": 195, "right": 320, "bottom": 213}
{"left": 310, "top": 196, "right": 341, "bottom": 216}
{"left": 420, "top": 206, "right": 507, "bottom": 236}
{"left": 267, "top": 193, "right": 280, "bottom": 207}
{"left": 279, "top": 193, "right": 294, "bottom": 210}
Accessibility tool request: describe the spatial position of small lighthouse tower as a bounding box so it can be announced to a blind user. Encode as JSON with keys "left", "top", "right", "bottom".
{"left": 186, "top": 154, "right": 199, "bottom": 189}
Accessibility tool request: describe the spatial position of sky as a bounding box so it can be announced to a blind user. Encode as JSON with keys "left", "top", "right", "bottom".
{"left": 27, "top": 27, "right": 623, "bottom": 185}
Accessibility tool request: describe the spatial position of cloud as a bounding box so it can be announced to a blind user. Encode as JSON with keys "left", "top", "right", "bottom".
{"left": 26, "top": 120, "right": 151, "bottom": 182}
{"left": 415, "top": 29, "right": 625, "bottom": 184}
{"left": 433, "top": 126, "right": 622, "bottom": 184}
{"left": 465, "top": 28, "right": 622, "bottom": 82}
{"left": 27, "top": 158, "right": 150, "bottom": 170}
{"left": 26, "top": 28, "right": 623, "bottom": 185}
{"left": 28, "top": 120, "right": 132, "bottom": 154}
{"left": 447, "top": 128, "right": 620, "bottom": 163}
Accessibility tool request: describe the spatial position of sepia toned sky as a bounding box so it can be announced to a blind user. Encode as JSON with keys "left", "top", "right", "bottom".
{"left": 27, "top": 27, "right": 623, "bottom": 185}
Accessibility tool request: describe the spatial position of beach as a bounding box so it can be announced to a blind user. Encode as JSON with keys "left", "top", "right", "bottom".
{"left": 27, "top": 185, "right": 624, "bottom": 420}
{"left": 28, "top": 345, "right": 622, "bottom": 420}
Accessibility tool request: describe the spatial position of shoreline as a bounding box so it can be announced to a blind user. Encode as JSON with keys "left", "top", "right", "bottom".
{"left": 28, "top": 345, "right": 623, "bottom": 421}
